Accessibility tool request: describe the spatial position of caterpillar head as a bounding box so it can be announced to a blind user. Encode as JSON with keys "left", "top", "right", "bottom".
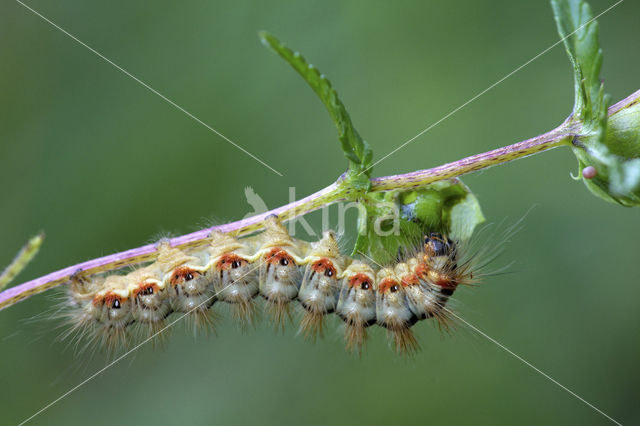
{"left": 422, "top": 232, "right": 458, "bottom": 291}
{"left": 424, "top": 232, "right": 456, "bottom": 259}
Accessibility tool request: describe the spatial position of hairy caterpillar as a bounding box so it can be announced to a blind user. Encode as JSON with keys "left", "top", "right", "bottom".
{"left": 58, "top": 216, "right": 475, "bottom": 354}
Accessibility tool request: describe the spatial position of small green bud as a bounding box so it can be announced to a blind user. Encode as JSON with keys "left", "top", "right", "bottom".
{"left": 397, "top": 179, "right": 485, "bottom": 240}
{"left": 351, "top": 179, "right": 484, "bottom": 264}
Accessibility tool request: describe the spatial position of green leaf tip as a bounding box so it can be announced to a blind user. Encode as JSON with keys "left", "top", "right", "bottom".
{"left": 552, "top": 0, "right": 640, "bottom": 206}
{"left": 551, "top": 0, "right": 605, "bottom": 124}
{"left": 259, "top": 31, "right": 374, "bottom": 180}
{"left": 0, "top": 232, "right": 45, "bottom": 291}
{"left": 352, "top": 179, "right": 484, "bottom": 265}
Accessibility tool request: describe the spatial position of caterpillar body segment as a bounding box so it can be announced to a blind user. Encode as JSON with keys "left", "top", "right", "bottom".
{"left": 421, "top": 232, "right": 459, "bottom": 291}
{"left": 417, "top": 232, "right": 469, "bottom": 329}
{"left": 88, "top": 275, "right": 135, "bottom": 352}
{"left": 65, "top": 273, "right": 104, "bottom": 328}
{"left": 157, "top": 243, "right": 214, "bottom": 332}
{"left": 256, "top": 217, "right": 308, "bottom": 329}
{"left": 298, "top": 231, "right": 346, "bottom": 339}
{"left": 336, "top": 261, "right": 377, "bottom": 352}
{"left": 206, "top": 232, "right": 258, "bottom": 326}
{"left": 64, "top": 217, "right": 473, "bottom": 354}
{"left": 376, "top": 266, "right": 419, "bottom": 353}
{"left": 128, "top": 266, "right": 172, "bottom": 343}
{"left": 130, "top": 267, "right": 170, "bottom": 326}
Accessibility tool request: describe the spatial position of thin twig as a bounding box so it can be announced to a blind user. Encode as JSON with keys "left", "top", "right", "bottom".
{"left": 0, "top": 233, "right": 45, "bottom": 291}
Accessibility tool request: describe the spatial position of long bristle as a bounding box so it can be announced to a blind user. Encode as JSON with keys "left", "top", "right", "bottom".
{"left": 298, "top": 310, "right": 325, "bottom": 341}
{"left": 184, "top": 309, "right": 218, "bottom": 338}
{"left": 344, "top": 322, "right": 367, "bottom": 354}
{"left": 433, "top": 306, "right": 455, "bottom": 334}
{"left": 133, "top": 320, "right": 170, "bottom": 349}
{"left": 96, "top": 326, "right": 129, "bottom": 356}
{"left": 229, "top": 300, "right": 257, "bottom": 329}
{"left": 389, "top": 326, "right": 419, "bottom": 354}
{"left": 265, "top": 300, "right": 292, "bottom": 332}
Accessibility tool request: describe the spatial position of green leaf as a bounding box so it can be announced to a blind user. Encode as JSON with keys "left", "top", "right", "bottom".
{"left": 259, "top": 32, "right": 373, "bottom": 182}
{"left": 352, "top": 178, "right": 484, "bottom": 265}
{"left": 551, "top": 0, "right": 605, "bottom": 124}
{"left": 552, "top": 0, "right": 640, "bottom": 206}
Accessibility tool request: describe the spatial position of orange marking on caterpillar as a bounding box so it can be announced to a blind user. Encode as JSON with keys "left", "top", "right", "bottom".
{"left": 216, "top": 253, "right": 247, "bottom": 271}
{"left": 265, "top": 248, "right": 295, "bottom": 266}
{"left": 170, "top": 266, "right": 201, "bottom": 285}
{"left": 94, "top": 292, "right": 126, "bottom": 308}
{"left": 378, "top": 278, "right": 401, "bottom": 294}
{"left": 311, "top": 258, "right": 336, "bottom": 277}
{"left": 414, "top": 263, "right": 429, "bottom": 278}
{"left": 416, "top": 262, "right": 458, "bottom": 289}
{"left": 348, "top": 273, "right": 372, "bottom": 290}
{"left": 401, "top": 273, "right": 420, "bottom": 287}
{"left": 133, "top": 282, "right": 160, "bottom": 297}
{"left": 428, "top": 270, "right": 457, "bottom": 289}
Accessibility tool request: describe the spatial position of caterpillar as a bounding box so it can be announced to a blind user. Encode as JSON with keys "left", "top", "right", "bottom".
{"left": 58, "top": 215, "right": 474, "bottom": 354}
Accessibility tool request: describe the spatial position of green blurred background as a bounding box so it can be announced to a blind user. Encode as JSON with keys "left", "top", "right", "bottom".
{"left": 1, "top": 1, "right": 638, "bottom": 424}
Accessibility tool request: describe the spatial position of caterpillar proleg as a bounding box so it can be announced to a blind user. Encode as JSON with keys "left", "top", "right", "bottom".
{"left": 59, "top": 215, "right": 476, "bottom": 354}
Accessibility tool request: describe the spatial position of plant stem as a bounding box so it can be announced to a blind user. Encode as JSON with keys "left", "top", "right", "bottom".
{"left": 0, "top": 233, "right": 45, "bottom": 291}
{"left": 1, "top": 91, "right": 637, "bottom": 311}
{"left": 371, "top": 123, "right": 576, "bottom": 191}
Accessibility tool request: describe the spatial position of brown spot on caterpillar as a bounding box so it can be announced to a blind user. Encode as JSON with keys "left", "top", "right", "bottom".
{"left": 311, "top": 258, "right": 336, "bottom": 277}
{"left": 400, "top": 273, "right": 420, "bottom": 287}
{"left": 378, "top": 278, "right": 401, "bottom": 294}
{"left": 264, "top": 248, "right": 295, "bottom": 267}
{"left": 216, "top": 254, "right": 247, "bottom": 271}
{"left": 427, "top": 269, "right": 457, "bottom": 290}
{"left": 414, "top": 263, "right": 429, "bottom": 279}
{"left": 348, "top": 273, "right": 372, "bottom": 291}
{"left": 416, "top": 263, "right": 446, "bottom": 285}
{"left": 133, "top": 282, "right": 160, "bottom": 298}
{"left": 170, "top": 267, "right": 201, "bottom": 285}
{"left": 96, "top": 292, "right": 127, "bottom": 309}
